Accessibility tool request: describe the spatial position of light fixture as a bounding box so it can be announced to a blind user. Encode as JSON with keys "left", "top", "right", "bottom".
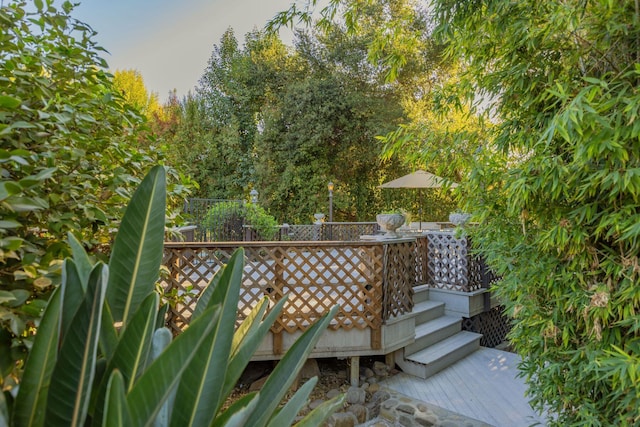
{"left": 328, "top": 182, "right": 334, "bottom": 223}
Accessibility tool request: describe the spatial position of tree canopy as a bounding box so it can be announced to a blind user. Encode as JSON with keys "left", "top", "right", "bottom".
{"left": 162, "top": 12, "right": 457, "bottom": 224}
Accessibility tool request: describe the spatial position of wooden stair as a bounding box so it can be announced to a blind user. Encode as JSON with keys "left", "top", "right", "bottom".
{"left": 394, "top": 285, "right": 482, "bottom": 379}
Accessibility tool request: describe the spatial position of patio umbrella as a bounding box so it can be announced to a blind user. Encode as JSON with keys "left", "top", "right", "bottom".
{"left": 379, "top": 170, "right": 458, "bottom": 189}
{"left": 379, "top": 170, "right": 459, "bottom": 227}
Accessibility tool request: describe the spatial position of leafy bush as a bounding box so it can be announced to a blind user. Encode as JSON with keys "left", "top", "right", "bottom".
{"left": 2, "top": 165, "right": 342, "bottom": 427}
{"left": 426, "top": 0, "right": 640, "bottom": 424}
{"left": 0, "top": 1, "right": 191, "bottom": 384}
{"left": 203, "top": 201, "right": 279, "bottom": 241}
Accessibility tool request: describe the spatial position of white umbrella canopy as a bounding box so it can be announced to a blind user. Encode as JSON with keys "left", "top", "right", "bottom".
{"left": 379, "top": 170, "right": 459, "bottom": 227}
{"left": 379, "top": 170, "right": 458, "bottom": 189}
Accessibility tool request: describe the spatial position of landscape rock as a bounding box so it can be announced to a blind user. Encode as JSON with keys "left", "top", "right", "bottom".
{"left": 373, "top": 361, "right": 390, "bottom": 377}
{"left": 332, "top": 412, "right": 358, "bottom": 427}
{"left": 362, "top": 367, "right": 375, "bottom": 378}
{"left": 368, "top": 383, "right": 381, "bottom": 394}
{"left": 326, "top": 388, "right": 342, "bottom": 399}
{"left": 248, "top": 375, "right": 268, "bottom": 392}
{"left": 309, "top": 399, "right": 325, "bottom": 410}
{"left": 299, "top": 358, "right": 321, "bottom": 380}
{"left": 346, "top": 386, "right": 366, "bottom": 405}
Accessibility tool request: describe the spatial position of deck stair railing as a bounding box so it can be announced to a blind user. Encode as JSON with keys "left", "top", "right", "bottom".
{"left": 424, "top": 231, "right": 497, "bottom": 292}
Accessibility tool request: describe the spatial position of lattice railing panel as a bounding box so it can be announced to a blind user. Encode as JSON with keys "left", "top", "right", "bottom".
{"left": 281, "top": 223, "right": 380, "bottom": 242}
{"left": 161, "top": 241, "right": 414, "bottom": 336}
{"left": 283, "top": 225, "right": 318, "bottom": 241}
{"left": 383, "top": 241, "right": 415, "bottom": 318}
{"left": 414, "top": 236, "right": 429, "bottom": 285}
{"left": 469, "top": 253, "right": 501, "bottom": 289}
{"left": 425, "top": 231, "right": 480, "bottom": 292}
{"left": 323, "top": 223, "right": 379, "bottom": 241}
{"left": 462, "top": 306, "right": 512, "bottom": 347}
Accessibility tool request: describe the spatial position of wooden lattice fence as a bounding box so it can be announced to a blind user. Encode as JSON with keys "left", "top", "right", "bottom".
{"left": 161, "top": 240, "right": 415, "bottom": 347}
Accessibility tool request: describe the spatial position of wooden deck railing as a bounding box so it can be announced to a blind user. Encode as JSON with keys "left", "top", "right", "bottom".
{"left": 161, "top": 239, "right": 416, "bottom": 348}
{"left": 423, "top": 231, "right": 497, "bottom": 292}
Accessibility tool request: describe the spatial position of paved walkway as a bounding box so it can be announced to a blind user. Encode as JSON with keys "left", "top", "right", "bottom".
{"left": 378, "top": 348, "right": 549, "bottom": 427}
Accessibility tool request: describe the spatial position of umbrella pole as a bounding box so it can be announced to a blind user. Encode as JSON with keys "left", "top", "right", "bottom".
{"left": 419, "top": 191, "right": 423, "bottom": 230}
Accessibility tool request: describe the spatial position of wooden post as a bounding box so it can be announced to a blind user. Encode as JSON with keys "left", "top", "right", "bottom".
{"left": 350, "top": 355, "right": 360, "bottom": 387}
{"left": 370, "top": 327, "right": 381, "bottom": 350}
{"left": 273, "top": 247, "right": 285, "bottom": 355}
{"left": 385, "top": 352, "right": 395, "bottom": 369}
{"left": 273, "top": 331, "right": 283, "bottom": 355}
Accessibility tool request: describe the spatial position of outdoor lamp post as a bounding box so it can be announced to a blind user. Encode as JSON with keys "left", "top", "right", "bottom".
{"left": 327, "top": 182, "right": 334, "bottom": 222}
{"left": 250, "top": 189, "right": 258, "bottom": 204}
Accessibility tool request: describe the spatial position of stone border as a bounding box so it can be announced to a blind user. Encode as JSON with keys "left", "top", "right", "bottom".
{"left": 359, "top": 389, "right": 493, "bottom": 427}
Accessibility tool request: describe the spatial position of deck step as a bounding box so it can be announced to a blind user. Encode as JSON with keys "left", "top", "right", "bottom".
{"left": 397, "top": 331, "right": 482, "bottom": 379}
{"left": 404, "top": 315, "right": 461, "bottom": 356}
{"left": 413, "top": 284, "right": 430, "bottom": 303}
{"left": 411, "top": 300, "right": 445, "bottom": 324}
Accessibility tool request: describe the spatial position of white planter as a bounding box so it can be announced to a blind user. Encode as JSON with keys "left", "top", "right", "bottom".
{"left": 449, "top": 212, "right": 471, "bottom": 226}
{"left": 376, "top": 213, "right": 406, "bottom": 238}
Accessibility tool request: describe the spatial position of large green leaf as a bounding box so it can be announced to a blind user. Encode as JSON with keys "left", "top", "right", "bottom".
{"left": 221, "top": 297, "right": 289, "bottom": 400}
{"left": 266, "top": 377, "right": 317, "bottom": 427}
{"left": 59, "top": 259, "right": 85, "bottom": 341}
{"left": 293, "top": 394, "right": 345, "bottom": 427}
{"left": 170, "top": 249, "right": 245, "bottom": 426}
{"left": 230, "top": 297, "right": 269, "bottom": 358}
{"left": 45, "top": 263, "right": 108, "bottom": 427}
{"left": 191, "top": 265, "right": 220, "bottom": 320}
{"left": 102, "top": 370, "right": 132, "bottom": 427}
{"left": 68, "top": 231, "right": 93, "bottom": 288}
{"left": 127, "top": 306, "right": 220, "bottom": 426}
{"left": 210, "top": 393, "right": 258, "bottom": 427}
{"left": 108, "top": 293, "right": 159, "bottom": 388}
{"left": 99, "top": 303, "right": 119, "bottom": 362}
{"left": 149, "top": 328, "right": 174, "bottom": 427}
{"left": 12, "top": 288, "right": 61, "bottom": 427}
{"left": 247, "top": 305, "right": 339, "bottom": 427}
{"left": 93, "top": 293, "right": 159, "bottom": 426}
{"left": 107, "top": 165, "right": 166, "bottom": 327}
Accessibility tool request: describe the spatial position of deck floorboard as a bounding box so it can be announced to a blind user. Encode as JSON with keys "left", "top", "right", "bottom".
{"left": 381, "top": 347, "right": 549, "bottom": 427}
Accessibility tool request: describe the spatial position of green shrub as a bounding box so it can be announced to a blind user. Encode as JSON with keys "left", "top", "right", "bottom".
{"left": 3, "top": 166, "right": 342, "bottom": 427}
{"left": 0, "top": 1, "right": 192, "bottom": 384}
{"left": 203, "top": 202, "right": 279, "bottom": 241}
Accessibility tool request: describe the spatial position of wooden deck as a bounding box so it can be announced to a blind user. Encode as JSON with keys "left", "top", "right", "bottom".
{"left": 381, "top": 347, "right": 550, "bottom": 427}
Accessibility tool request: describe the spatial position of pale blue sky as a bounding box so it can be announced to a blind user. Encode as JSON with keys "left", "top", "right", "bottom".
{"left": 73, "top": 0, "right": 298, "bottom": 101}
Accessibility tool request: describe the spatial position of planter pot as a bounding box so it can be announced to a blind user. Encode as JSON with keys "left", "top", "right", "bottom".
{"left": 313, "top": 213, "right": 325, "bottom": 224}
{"left": 376, "top": 213, "right": 406, "bottom": 238}
{"left": 449, "top": 212, "right": 471, "bottom": 226}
